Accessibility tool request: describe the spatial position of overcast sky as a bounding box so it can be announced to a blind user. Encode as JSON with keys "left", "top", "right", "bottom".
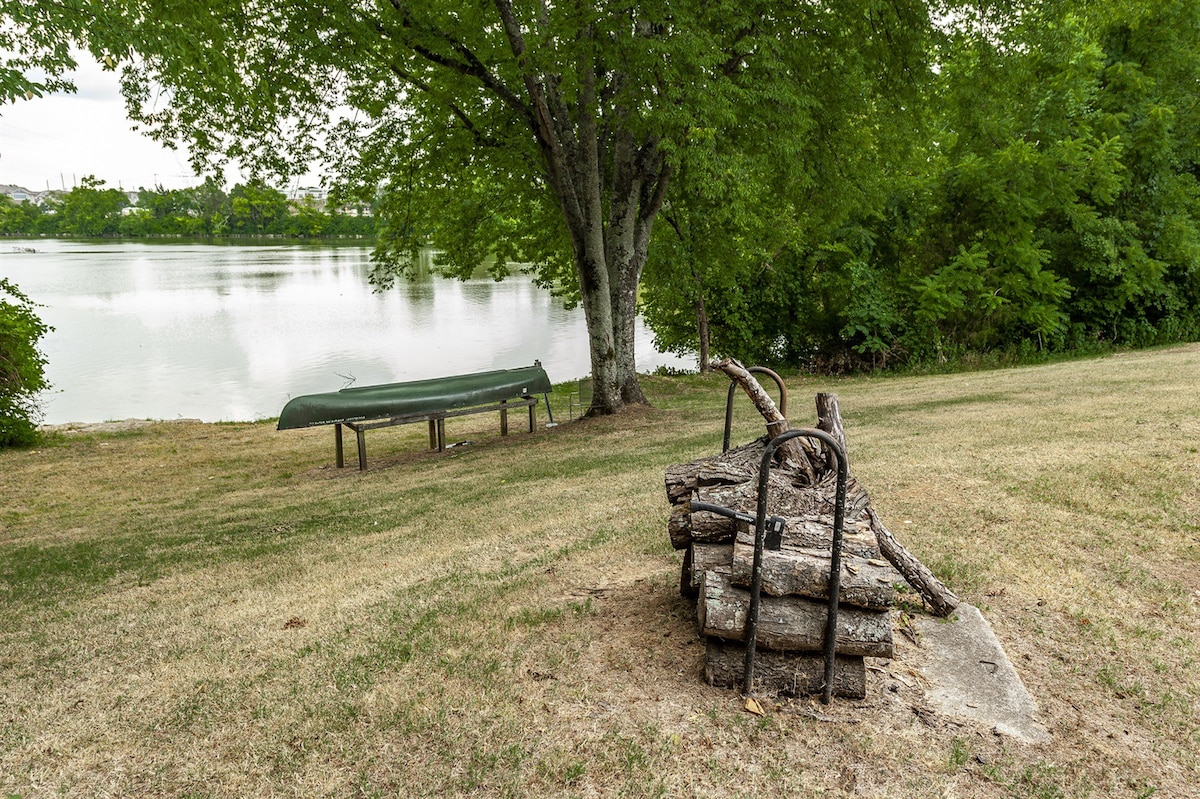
{"left": 0, "top": 53, "right": 316, "bottom": 193}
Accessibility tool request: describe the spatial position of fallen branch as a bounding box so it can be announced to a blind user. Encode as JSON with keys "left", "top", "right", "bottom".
{"left": 867, "top": 506, "right": 960, "bottom": 618}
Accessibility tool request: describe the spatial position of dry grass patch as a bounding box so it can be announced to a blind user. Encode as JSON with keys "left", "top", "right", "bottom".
{"left": 3, "top": 348, "right": 1199, "bottom": 797}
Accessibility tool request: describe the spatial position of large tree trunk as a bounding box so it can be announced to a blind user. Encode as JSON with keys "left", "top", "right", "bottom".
{"left": 503, "top": 12, "right": 668, "bottom": 416}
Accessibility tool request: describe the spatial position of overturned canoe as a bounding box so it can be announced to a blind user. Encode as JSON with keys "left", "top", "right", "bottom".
{"left": 277, "top": 363, "right": 553, "bottom": 430}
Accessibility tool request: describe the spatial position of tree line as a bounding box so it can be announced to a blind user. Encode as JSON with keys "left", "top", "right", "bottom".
{"left": 642, "top": 1, "right": 1200, "bottom": 371}
{"left": 0, "top": 177, "right": 375, "bottom": 239}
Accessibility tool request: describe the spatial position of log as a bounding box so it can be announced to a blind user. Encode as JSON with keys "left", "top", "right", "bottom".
{"left": 729, "top": 535, "right": 896, "bottom": 609}
{"left": 704, "top": 638, "right": 867, "bottom": 699}
{"left": 698, "top": 571, "right": 893, "bottom": 658}
{"left": 664, "top": 439, "right": 764, "bottom": 504}
{"left": 667, "top": 477, "right": 880, "bottom": 556}
{"left": 668, "top": 444, "right": 873, "bottom": 513}
{"left": 867, "top": 506, "right": 961, "bottom": 618}
{"left": 693, "top": 471, "right": 873, "bottom": 519}
{"left": 680, "top": 542, "right": 733, "bottom": 597}
{"left": 815, "top": 392, "right": 849, "bottom": 472}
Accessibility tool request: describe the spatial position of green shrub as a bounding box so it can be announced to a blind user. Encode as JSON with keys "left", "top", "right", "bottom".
{"left": 0, "top": 278, "right": 52, "bottom": 447}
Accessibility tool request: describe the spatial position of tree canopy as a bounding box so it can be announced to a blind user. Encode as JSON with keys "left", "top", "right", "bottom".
{"left": 642, "top": 0, "right": 1200, "bottom": 370}
{"left": 0, "top": 278, "right": 52, "bottom": 447}
{"left": 6, "top": 0, "right": 1197, "bottom": 390}
{"left": 26, "top": 0, "right": 939, "bottom": 412}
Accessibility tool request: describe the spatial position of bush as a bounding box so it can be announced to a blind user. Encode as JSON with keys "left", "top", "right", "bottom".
{"left": 0, "top": 278, "right": 52, "bottom": 447}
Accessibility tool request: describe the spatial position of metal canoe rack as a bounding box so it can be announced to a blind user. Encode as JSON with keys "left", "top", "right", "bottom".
{"left": 746, "top": 428, "right": 848, "bottom": 704}
{"left": 708, "top": 366, "right": 848, "bottom": 704}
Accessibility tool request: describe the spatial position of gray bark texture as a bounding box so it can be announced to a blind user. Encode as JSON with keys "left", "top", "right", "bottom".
{"left": 496, "top": 5, "right": 669, "bottom": 416}
{"left": 680, "top": 542, "right": 733, "bottom": 598}
{"left": 867, "top": 507, "right": 961, "bottom": 617}
{"left": 711, "top": 358, "right": 824, "bottom": 481}
{"left": 697, "top": 571, "right": 894, "bottom": 658}
{"left": 728, "top": 534, "right": 896, "bottom": 610}
{"left": 704, "top": 638, "right": 867, "bottom": 699}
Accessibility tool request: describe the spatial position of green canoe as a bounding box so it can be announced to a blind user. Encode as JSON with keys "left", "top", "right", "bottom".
{"left": 277, "top": 363, "right": 553, "bottom": 430}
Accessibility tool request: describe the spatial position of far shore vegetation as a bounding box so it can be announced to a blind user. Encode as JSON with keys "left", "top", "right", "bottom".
{"left": 0, "top": 176, "right": 375, "bottom": 240}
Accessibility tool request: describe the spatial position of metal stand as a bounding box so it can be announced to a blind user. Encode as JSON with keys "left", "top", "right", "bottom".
{"left": 723, "top": 366, "right": 787, "bottom": 453}
{"left": 743, "top": 428, "right": 848, "bottom": 704}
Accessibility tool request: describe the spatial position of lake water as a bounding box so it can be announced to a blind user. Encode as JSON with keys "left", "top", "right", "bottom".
{"left": 1, "top": 240, "right": 691, "bottom": 424}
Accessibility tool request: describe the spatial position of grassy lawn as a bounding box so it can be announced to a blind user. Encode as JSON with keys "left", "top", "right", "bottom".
{"left": 2, "top": 345, "right": 1199, "bottom": 798}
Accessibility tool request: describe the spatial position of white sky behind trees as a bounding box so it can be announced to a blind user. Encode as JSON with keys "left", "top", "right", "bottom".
{"left": 0, "top": 53, "right": 317, "bottom": 193}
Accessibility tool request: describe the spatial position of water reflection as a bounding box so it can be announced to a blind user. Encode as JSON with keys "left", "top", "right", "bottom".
{"left": 1, "top": 240, "right": 690, "bottom": 423}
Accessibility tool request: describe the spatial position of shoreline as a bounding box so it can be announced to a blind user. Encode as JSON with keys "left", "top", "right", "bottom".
{"left": 40, "top": 418, "right": 207, "bottom": 434}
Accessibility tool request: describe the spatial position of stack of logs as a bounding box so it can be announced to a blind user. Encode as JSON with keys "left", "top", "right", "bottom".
{"left": 666, "top": 361, "right": 959, "bottom": 699}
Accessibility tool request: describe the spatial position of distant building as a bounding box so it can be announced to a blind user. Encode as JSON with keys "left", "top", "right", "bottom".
{"left": 0, "top": 185, "right": 45, "bottom": 204}
{"left": 287, "top": 186, "right": 328, "bottom": 202}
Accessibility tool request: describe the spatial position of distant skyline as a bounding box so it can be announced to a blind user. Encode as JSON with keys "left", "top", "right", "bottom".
{"left": 0, "top": 52, "right": 318, "bottom": 193}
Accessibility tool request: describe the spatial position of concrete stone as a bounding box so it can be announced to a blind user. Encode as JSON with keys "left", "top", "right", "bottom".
{"left": 913, "top": 603, "right": 1050, "bottom": 744}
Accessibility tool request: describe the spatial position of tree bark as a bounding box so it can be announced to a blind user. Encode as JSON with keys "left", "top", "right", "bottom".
{"left": 698, "top": 571, "right": 893, "bottom": 658}
{"left": 712, "top": 358, "right": 823, "bottom": 482}
{"left": 728, "top": 537, "right": 896, "bottom": 610}
{"left": 815, "top": 392, "right": 848, "bottom": 472}
{"left": 867, "top": 507, "right": 961, "bottom": 618}
{"left": 668, "top": 499, "right": 881, "bottom": 558}
{"left": 497, "top": 7, "right": 668, "bottom": 417}
{"left": 681, "top": 542, "right": 733, "bottom": 597}
{"left": 704, "top": 638, "right": 867, "bottom": 699}
{"left": 663, "top": 439, "right": 763, "bottom": 505}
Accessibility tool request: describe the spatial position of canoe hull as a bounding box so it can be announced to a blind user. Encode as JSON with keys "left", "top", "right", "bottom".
{"left": 277, "top": 364, "right": 553, "bottom": 430}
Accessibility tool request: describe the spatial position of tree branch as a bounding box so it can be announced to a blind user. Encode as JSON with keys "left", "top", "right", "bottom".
{"left": 382, "top": 0, "right": 528, "bottom": 116}
{"left": 384, "top": 62, "right": 503, "bottom": 148}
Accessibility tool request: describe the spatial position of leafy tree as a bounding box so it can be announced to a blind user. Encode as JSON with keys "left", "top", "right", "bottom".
{"left": 0, "top": 196, "right": 48, "bottom": 236}
{"left": 0, "top": 278, "right": 52, "bottom": 447}
{"left": 640, "top": 6, "right": 936, "bottom": 370}
{"left": 190, "top": 177, "right": 230, "bottom": 235}
{"left": 281, "top": 196, "right": 330, "bottom": 238}
{"left": 0, "top": 1, "right": 82, "bottom": 103}
{"left": 226, "top": 181, "right": 289, "bottom": 235}
{"left": 79, "top": 0, "right": 945, "bottom": 413}
{"left": 724, "top": 0, "right": 1200, "bottom": 370}
{"left": 886, "top": 0, "right": 1200, "bottom": 359}
{"left": 56, "top": 176, "right": 129, "bottom": 237}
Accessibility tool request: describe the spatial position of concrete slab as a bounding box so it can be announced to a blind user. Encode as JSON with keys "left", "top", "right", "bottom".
{"left": 912, "top": 603, "right": 1050, "bottom": 744}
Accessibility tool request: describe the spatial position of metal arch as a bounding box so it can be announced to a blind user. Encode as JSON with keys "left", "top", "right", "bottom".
{"left": 723, "top": 366, "right": 788, "bottom": 453}
{"left": 744, "top": 427, "right": 847, "bottom": 704}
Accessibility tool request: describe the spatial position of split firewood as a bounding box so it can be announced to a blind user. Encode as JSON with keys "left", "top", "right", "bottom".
{"left": 704, "top": 638, "right": 867, "bottom": 699}
{"left": 729, "top": 532, "right": 896, "bottom": 609}
{"left": 666, "top": 473, "right": 878, "bottom": 553}
{"left": 697, "top": 571, "right": 893, "bottom": 658}
{"left": 664, "top": 439, "right": 763, "bottom": 504}
{"left": 680, "top": 542, "right": 733, "bottom": 597}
